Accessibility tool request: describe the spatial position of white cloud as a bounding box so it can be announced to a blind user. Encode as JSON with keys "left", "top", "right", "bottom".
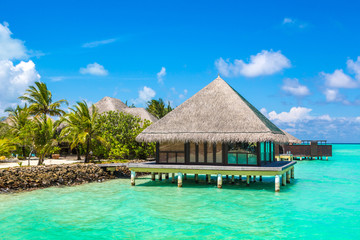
{"left": 356, "top": 117, "right": 360, "bottom": 122}
{"left": 82, "top": 38, "right": 117, "bottom": 48}
{"left": 157, "top": 67, "right": 166, "bottom": 84}
{"left": 133, "top": 86, "right": 156, "bottom": 105}
{"left": 282, "top": 78, "right": 310, "bottom": 96}
{"left": 80, "top": 63, "right": 108, "bottom": 76}
{"left": 268, "top": 107, "right": 312, "bottom": 123}
{"left": 0, "top": 60, "right": 40, "bottom": 115}
{"left": 324, "top": 88, "right": 341, "bottom": 102}
{"left": 283, "top": 18, "right": 294, "bottom": 24}
{"left": 0, "top": 22, "right": 27, "bottom": 60}
{"left": 321, "top": 69, "right": 357, "bottom": 88}
{"left": 179, "top": 89, "right": 188, "bottom": 99}
{"left": 215, "top": 50, "right": 291, "bottom": 78}
{"left": 347, "top": 57, "right": 360, "bottom": 80}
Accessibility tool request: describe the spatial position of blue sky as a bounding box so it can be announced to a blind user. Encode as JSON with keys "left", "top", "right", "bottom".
{"left": 1, "top": 0, "right": 360, "bottom": 142}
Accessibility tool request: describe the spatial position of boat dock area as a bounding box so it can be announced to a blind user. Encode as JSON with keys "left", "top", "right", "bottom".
{"left": 127, "top": 161, "right": 296, "bottom": 192}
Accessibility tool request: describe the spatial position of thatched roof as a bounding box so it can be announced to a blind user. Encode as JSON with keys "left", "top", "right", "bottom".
{"left": 94, "top": 96, "right": 128, "bottom": 114}
{"left": 136, "top": 76, "right": 288, "bottom": 143}
{"left": 94, "top": 96, "right": 158, "bottom": 123}
{"left": 281, "top": 129, "right": 301, "bottom": 144}
{"left": 124, "top": 108, "right": 158, "bottom": 123}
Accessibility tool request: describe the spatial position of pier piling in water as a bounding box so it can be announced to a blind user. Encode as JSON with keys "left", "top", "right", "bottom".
{"left": 195, "top": 174, "right": 198, "bottom": 183}
{"left": 275, "top": 175, "right": 280, "bottom": 192}
{"left": 131, "top": 171, "right": 136, "bottom": 186}
{"left": 165, "top": 173, "right": 169, "bottom": 179}
{"left": 231, "top": 175, "right": 235, "bottom": 184}
{"left": 217, "top": 174, "right": 222, "bottom": 188}
{"left": 172, "top": 173, "right": 175, "bottom": 183}
{"left": 246, "top": 175, "right": 250, "bottom": 186}
{"left": 282, "top": 173, "right": 286, "bottom": 186}
{"left": 291, "top": 168, "right": 294, "bottom": 179}
{"left": 286, "top": 171, "right": 290, "bottom": 183}
{"left": 158, "top": 173, "right": 162, "bottom": 181}
{"left": 178, "top": 173, "right": 183, "bottom": 187}
{"left": 151, "top": 172, "right": 155, "bottom": 181}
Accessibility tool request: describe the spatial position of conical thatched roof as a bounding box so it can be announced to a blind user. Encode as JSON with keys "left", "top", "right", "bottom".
{"left": 124, "top": 108, "right": 158, "bottom": 123}
{"left": 94, "top": 96, "right": 158, "bottom": 123}
{"left": 136, "top": 76, "right": 288, "bottom": 143}
{"left": 281, "top": 129, "right": 301, "bottom": 144}
{"left": 94, "top": 96, "right": 128, "bottom": 114}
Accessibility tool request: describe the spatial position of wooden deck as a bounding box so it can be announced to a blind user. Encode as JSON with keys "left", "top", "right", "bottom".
{"left": 128, "top": 161, "right": 296, "bottom": 176}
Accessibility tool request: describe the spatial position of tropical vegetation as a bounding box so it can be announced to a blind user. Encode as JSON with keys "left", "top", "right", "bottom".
{"left": 0, "top": 81, "right": 158, "bottom": 164}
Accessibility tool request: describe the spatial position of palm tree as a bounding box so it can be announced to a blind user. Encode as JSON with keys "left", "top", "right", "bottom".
{"left": 60, "top": 101, "right": 105, "bottom": 163}
{"left": 146, "top": 98, "right": 173, "bottom": 119}
{"left": 19, "top": 81, "right": 68, "bottom": 120}
{"left": 5, "top": 104, "right": 33, "bottom": 160}
{"left": 33, "top": 117, "right": 58, "bottom": 165}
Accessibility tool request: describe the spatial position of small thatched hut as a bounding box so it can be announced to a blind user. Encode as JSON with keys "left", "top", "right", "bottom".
{"left": 136, "top": 76, "right": 288, "bottom": 166}
{"left": 94, "top": 96, "right": 158, "bottom": 123}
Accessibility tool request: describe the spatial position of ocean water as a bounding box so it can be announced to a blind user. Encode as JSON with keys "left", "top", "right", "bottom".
{"left": 0, "top": 144, "right": 359, "bottom": 239}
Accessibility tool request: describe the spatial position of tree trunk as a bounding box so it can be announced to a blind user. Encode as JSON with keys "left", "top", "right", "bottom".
{"left": 85, "top": 139, "right": 90, "bottom": 163}
{"left": 37, "top": 154, "right": 44, "bottom": 165}
{"left": 76, "top": 146, "right": 81, "bottom": 160}
{"left": 22, "top": 146, "right": 27, "bottom": 160}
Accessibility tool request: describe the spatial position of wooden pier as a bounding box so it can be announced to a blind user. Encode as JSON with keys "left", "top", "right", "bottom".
{"left": 128, "top": 161, "right": 296, "bottom": 192}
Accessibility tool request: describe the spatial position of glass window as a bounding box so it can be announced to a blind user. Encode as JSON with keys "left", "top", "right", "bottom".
{"left": 270, "top": 142, "right": 274, "bottom": 161}
{"left": 189, "top": 143, "right": 196, "bottom": 163}
{"left": 215, "top": 143, "right": 222, "bottom": 163}
{"left": 159, "top": 153, "right": 167, "bottom": 163}
{"left": 207, "top": 143, "right": 213, "bottom": 163}
{"left": 228, "top": 153, "right": 237, "bottom": 164}
{"left": 238, "top": 154, "right": 247, "bottom": 164}
{"left": 198, "top": 143, "right": 205, "bottom": 163}
{"left": 177, "top": 152, "right": 185, "bottom": 163}
{"left": 160, "top": 142, "right": 184, "bottom": 152}
{"left": 168, "top": 153, "right": 176, "bottom": 163}
{"left": 248, "top": 154, "right": 257, "bottom": 165}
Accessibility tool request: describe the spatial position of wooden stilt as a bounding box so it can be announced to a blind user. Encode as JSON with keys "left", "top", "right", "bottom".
{"left": 253, "top": 175, "right": 256, "bottom": 182}
{"left": 165, "top": 173, "right": 169, "bottom": 179}
{"left": 259, "top": 176, "right": 262, "bottom": 182}
{"left": 208, "top": 174, "right": 211, "bottom": 184}
{"left": 206, "top": 174, "right": 209, "bottom": 183}
{"left": 172, "top": 173, "right": 175, "bottom": 183}
{"left": 246, "top": 175, "right": 250, "bottom": 186}
{"left": 300, "top": 157, "right": 302, "bottom": 161}
{"left": 286, "top": 171, "right": 290, "bottom": 183}
{"left": 226, "top": 175, "right": 229, "bottom": 180}
{"left": 282, "top": 173, "right": 286, "bottom": 186}
{"left": 217, "top": 174, "right": 222, "bottom": 188}
{"left": 275, "top": 175, "right": 280, "bottom": 192}
{"left": 151, "top": 172, "right": 155, "bottom": 181}
{"left": 178, "top": 172, "right": 183, "bottom": 187}
{"left": 131, "top": 171, "right": 136, "bottom": 186}
{"left": 291, "top": 168, "right": 294, "bottom": 179}
{"left": 184, "top": 173, "right": 187, "bottom": 180}
{"left": 195, "top": 174, "right": 198, "bottom": 183}
{"left": 326, "top": 157, "right": 328, "bottom": 161}
{"left": 239, "top": 175, "right": 242, "bottom": 182}
{"left": 231, "top": 175, "right": 235, "bottom": 184}
{"left": 158, "top": 172, "right": 162, "bottom": 181}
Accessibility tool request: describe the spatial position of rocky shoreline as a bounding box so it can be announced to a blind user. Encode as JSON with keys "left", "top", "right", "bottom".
{"left": 0, "top": 163, "right": 144, "bottom": 193}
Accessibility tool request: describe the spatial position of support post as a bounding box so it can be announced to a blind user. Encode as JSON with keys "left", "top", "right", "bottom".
{"left": 195, "top": 174, "right": 199, "bottom": 183}
{"left": 172, "top": 173, "right": 175, "bottom": 183}
{"left": 326, "top": 157, "right": 328, "bottom": 161}
{"left": 151, "top": 172, "right": 155, "bottom": 181}
{"left": 239, "top": 175, "right": 242, "bottom": 182}
{"left": 260, "top": 176, "right": 262, "bottom": 182}
{"left": 158, "top": 173, "right": 162, "bottom": 181}
{"left": 165, "top": 173, "right": 169, "bottom": 179}
{"left": 208, "top": 174, "right": 211, "bottom": 184}
{"left": 282, "top": 173, "right": 286, "bottom": 186}
{"left": 275, "top": 175, "right": 280, "bottom": 192}
{"left": 286, "top": 171, "right": 290, "bottom": 183}
{"left": 131, "top": 171, "right": 136, "bottom": 186}
{"left": 253, "top": 175, "right": 256, "bottom": 182}
{"left": 226, "top": 175, "right": 229, "bottom": 180}
{"left": 217, "top": 174, "right": 222, "bottom": 188}
{"left": 231, "top": 175, "right": 235, "bottom": 184}
{"left": 184, "top": 173, "right": 187, "bottom": 180}
{"left": 246, "top": 175, "right": 250, "bottom": 186}
{"left": 178, "top": 172, "right": 183, "bottom": 187}
{"left": 300, "top": 157, "right": 302, "bottom": 161}
{"left": 291, "top": 168, "right": 294, "bottom": 179}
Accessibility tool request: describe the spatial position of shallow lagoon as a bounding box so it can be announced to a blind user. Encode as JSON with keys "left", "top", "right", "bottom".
{"left": 1, "top": 144, "right": 359, "bottom": 239}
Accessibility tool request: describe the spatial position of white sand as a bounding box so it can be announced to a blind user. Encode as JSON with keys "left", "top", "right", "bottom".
{"left": 0, "top": 157, "right": 83, "bottom": 169}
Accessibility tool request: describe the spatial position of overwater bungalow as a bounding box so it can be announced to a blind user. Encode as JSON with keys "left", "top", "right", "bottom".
{"left": 130, "top": 76, "right": 296, "bottom": 192}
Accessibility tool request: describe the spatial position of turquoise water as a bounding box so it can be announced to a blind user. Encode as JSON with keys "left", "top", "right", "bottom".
{"left": 1, "top": 144, "right": 359, "bottom": 239}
